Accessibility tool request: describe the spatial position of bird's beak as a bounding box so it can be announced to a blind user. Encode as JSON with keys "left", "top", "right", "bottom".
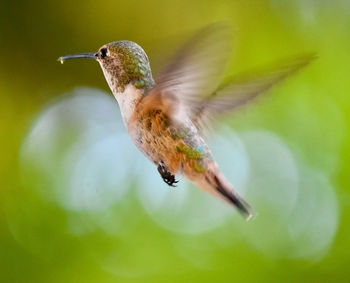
{"left": 57, "top": 53, "right": 98, "bottom": 64}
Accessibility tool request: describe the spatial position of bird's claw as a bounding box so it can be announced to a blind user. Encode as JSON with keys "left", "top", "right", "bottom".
{"left": 157, "top": 163, "right": 179, "bottom": 187}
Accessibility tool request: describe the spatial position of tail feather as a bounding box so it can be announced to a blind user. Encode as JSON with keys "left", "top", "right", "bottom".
{"left": 188, "top": 163, "right": 255, "bottom": 220}
{"left": 213, "top": 175, "right": 254, "bottom": 220}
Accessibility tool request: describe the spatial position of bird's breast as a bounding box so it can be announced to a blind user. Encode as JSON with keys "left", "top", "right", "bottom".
{"left": 128, "top": 114, "right": 179, "bottom": 168}
{"left": 128, "top": 111, "right": 212, "bottom": 177}
{"left": 112, "top": 84, "right": 144, "bottom": 127}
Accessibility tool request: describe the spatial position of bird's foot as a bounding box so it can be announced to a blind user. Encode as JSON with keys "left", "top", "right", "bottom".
{"left": 157, "top": 162, "right": 179, "bottom": 187}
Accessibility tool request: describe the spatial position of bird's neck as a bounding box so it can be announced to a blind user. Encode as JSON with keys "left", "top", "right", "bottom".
{"left": 112, "top": 83, "right": 144, "bottom": 126}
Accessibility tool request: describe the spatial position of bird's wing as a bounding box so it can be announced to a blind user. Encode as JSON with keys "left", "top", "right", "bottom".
{"left": 143, "top": 23, "right": 232, "bottom": 119}
{"left": 144, "top": 23, "right": 315, "bottom": 132}
{"left": 191, "top": 54, "right": 316, "bottom": 130}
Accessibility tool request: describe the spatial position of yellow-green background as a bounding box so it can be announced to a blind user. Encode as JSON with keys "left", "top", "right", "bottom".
{"left": 1, "top": 0, "right": 350, "bottom": 282}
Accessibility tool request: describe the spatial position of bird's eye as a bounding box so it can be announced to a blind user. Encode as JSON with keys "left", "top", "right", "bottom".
{"left": 100, "top": 48, "right": 108, "bottom": 59}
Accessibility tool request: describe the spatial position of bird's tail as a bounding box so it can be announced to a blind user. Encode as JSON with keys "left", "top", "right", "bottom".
{"left": 193, "top": 167, "right": 255, "bottom": 220}
{"left": 213, "top": 174, "right": 254, "bottom": 220}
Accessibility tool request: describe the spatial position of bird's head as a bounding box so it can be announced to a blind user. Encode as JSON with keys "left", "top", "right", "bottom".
{"left": 59, "top": 41, "right": 154, "bottom": 93}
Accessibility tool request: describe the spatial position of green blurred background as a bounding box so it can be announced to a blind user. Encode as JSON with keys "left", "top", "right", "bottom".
{"left": 1, "top": 0, "right": 350, "bottom": 282}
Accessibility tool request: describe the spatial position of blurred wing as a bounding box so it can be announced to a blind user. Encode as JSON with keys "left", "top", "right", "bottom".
{"left": 146, "top": 24, "right": 315, "bottom": 133}
{"left": 192, "top": 53, "right": 316, "bottom": 131}
{"left": 148, "top": 23, "right": 232, "bottom": 115}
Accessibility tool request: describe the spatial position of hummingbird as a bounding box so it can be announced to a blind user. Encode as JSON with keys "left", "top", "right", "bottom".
{"left": 58, "top": 24, "right": 314, "bottom": 220}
